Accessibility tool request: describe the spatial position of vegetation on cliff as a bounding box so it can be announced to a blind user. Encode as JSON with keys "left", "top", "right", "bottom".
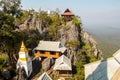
{"left": 0, "top": 0, "right": 101, "bottom": 79}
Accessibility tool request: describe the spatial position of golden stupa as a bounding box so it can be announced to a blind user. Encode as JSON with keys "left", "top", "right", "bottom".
{"left": 20, "top": 41, "right": 28, "bottom": 53}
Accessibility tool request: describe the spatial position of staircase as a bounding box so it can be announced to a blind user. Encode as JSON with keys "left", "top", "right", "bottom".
{"left": 47, "top": 65, "right": 54, "bottom": 75}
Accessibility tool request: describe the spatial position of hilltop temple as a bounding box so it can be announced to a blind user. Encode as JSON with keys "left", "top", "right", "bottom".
{"left": 61, "top": 8, "right": 75, "bottom": 21}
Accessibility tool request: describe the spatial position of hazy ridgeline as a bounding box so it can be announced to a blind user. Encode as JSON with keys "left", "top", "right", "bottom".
{"left": 85, "top": 26, "right": 120, "bottom": 58}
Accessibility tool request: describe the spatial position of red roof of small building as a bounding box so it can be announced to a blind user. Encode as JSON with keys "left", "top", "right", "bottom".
{"left": 61, "top": 9, "right": 74, "bottom": 16}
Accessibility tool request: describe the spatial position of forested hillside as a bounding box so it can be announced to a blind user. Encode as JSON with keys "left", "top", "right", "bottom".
{"left": 0, "top": 0, "right": 102, "bottom": 79}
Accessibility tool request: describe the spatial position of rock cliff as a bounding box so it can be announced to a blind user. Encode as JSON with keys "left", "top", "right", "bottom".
{"left": 16, "top": 10, "right": 102, "bottom": 63}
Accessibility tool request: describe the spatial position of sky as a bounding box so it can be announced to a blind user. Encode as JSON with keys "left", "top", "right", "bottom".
{"left": 21, "top": 0, "right": 120, "bottom": 29}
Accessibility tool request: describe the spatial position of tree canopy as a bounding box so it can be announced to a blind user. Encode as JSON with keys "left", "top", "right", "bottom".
{"left": 0, "top": 0, "right": 22, "bottom": 17}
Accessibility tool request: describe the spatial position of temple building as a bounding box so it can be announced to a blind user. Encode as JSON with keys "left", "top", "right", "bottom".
{"left": 16, "top": 42, "right": 32, "bottom": 77}
{"left": 53, "top": 55, "right": 72, "bottom": 78}
{"left": 61, "top": 8, "right": 75, "bottom": 21}
{"left": 33, "top": 41, "right": 67, "bottom": 59}
{"left": 37, "top": 72, "right": 52, "bottom": 80}
{"left": 84, "top": 49, "right": 120, "bottom": 80}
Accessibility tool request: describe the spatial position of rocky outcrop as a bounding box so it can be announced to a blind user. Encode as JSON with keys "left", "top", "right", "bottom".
{"left": 58, "top": 21, "right": 81, "bottom": 46}
{"left": 41, "top": 58, "right": 54, "bottom": 71}
{"left": 18, "top": 14, "right": 47, "bottom": 35}
{"left": 57, "top": 21, "right": 102, "bottom": 63}
{"left": 82, "top": 31, "right": 102, "bottom": 58}
{"left": 16, "top": 11, "right": 102, "bottom": 62}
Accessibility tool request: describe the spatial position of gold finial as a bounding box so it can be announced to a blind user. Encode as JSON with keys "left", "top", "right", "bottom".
{"left": 20, "top": 41, "right": 28, "bottom": 53}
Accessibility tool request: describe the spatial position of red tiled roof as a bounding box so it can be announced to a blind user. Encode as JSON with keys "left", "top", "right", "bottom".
{"left": 61, "top": 9, "right": 74, "bottom": 16}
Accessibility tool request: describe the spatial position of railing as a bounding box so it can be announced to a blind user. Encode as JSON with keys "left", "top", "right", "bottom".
{"left": 58, "top": 74, "right": 72, "bottom": 78}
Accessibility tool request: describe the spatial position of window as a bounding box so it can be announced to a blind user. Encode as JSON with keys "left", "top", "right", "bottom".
{"left": 35, "top": 50, "right": 37, "bottom": 53}
{"left": 40, "top": 51, "right": 45, "bottom": 54}
{"left": 50, "top": 51, "right": 56, "bottom": 55}
{"left": 59, "top": 43, "right": 63, "bottom": 48}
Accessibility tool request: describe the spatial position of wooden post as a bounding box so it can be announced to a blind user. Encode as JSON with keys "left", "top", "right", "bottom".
{"left": 67, "top": 71, "right": 68, "bottom": 77}
{"left": 58, "top": 70, "right": 59, "bottom": 78}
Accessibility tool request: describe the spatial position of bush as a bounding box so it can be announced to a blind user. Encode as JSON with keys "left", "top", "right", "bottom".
{"left": 67, "top": 39, "right": 80, "bottom": 49}
{"left": 72, "top": 18, "right": 81, "bottom": 26}
{"left": 0, "top": 53, "right": 9, "bottom": 70}
{"left": 82, "top": 45, "right": 90, "bottom": 50}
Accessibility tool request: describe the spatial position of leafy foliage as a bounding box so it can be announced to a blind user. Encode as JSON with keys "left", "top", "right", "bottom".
{"left": 0, "top": 0, "right": 23, "bottom": 64}
{"left": 36, "top": 11, "right": 52, "bottom": 26}
{"left": 0, "top": 1, "right": 100, "bottom": 79}
{"left": 0, "top": 53, "right": 9, "bottom": 70}
{"left": 0, "top": 11, "right": 14, "bottom": 30}
{"left": 46, "top": 11, "right": 62, "bottom": 40}
{"left": 72, "top": 18, "right": 81, "bottom": 26}
{"left": 82, "top": 45, "right": 90, "bottom": 50}
{"left": 67, "top": 39, "right": 80, "bottom": 49}
{"left": 71, "top": 50, "right": 98, "bottom": 80}
{"left": 16, "top": 10, "right": 30, "bottom": 24}
{"left": 0, "top": 0, "right": 22, "bottom": 17}
{"left": 47, "top": 25, "right": 57, "bottom": 40}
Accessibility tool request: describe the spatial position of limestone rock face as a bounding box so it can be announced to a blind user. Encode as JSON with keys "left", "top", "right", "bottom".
{"left": 57, "top": 21, "right": 102, "bottom": 63}
{"left": 58, "top": 21, "right": 81, "bottom": 46}
{"left": 18, "top": 14, "right": 47, "bottom": 35}
{"left": 16, "top": 12, "right": 102, "bottom": 61}
{"left": 82, "top": 31, "right": 102, "bottom": 58}
{"left": 42, "top": 58, "right": 54, "bottom": 71}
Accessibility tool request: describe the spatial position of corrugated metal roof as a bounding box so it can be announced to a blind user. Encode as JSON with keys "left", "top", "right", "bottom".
{"left": 53, "top": 55, "right": 72, "bottom": 70}
{"left": 84, "top": 49, "right": 120, "bottom": 80}
{"left": 34, "top": 41, "right": 66, "bottom": 53}
{"left": 113, "top": 49, "right": 120, "bottom": 63}
{"left": 37, "top": 72, "right": 52, "bottom": 80}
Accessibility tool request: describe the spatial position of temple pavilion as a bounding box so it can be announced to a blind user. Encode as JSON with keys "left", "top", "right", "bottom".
{"left": 33, "top": 41, "right": 67, "bottom": 59}
{"left": 61, "top": 8, "right": 75, "bottom": 21}
{"left": 37, "top": 72, "right": 52, "bottom": 80}
{"left": 53, "top": 55, "right": 72, "bottom": 78}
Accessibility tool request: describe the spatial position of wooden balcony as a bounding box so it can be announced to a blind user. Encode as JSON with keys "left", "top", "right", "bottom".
{"left": 34, "top": 51, "right": 60, "bottom": 58}
{"left": 58, "top": 74, "right": 72, "bottom": 78}
{"left": 55, "top": 70, "right": 72, "bottom": 78}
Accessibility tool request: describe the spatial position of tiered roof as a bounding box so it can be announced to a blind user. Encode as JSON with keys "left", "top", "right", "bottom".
{"left": 20, "top": 41, "right": 28, "bottom": 53}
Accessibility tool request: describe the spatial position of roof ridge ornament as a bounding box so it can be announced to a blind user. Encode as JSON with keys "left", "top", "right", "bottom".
{"left": 20, "top": 41, "right": 28, "bottom": 53}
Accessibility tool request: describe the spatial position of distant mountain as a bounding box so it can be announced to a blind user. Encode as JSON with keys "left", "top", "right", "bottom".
{"left": 85, "top": 26, "right": 120, "bottom": 58}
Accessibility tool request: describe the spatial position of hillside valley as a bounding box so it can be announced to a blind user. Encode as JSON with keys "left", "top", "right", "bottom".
{"left": 85, "top": 26, "right": 120, "bottom": 58}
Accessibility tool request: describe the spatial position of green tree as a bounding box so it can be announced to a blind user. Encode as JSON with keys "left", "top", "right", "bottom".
{"left": 72, "top": 18, "right": 81, "bottom": 26}
{"left": 0, "top": 0, "right": 22, "bottom": 63}
{"left": 47, "top": 25, "right": 57, "bottom": 40}
{"left": 36, "top": 11, "right": 52, "bottom": 26}
{"left": 0, "top": 0, "right": 22, "bottom": 17}
{"left": 0, "top": 11, "right": 14, "bottom": 29}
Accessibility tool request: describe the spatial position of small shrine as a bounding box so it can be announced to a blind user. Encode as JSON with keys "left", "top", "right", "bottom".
{"left": 33, "top": 41, "right": 67, "bottom": 59}
{"left": 16, "top": 41, "right": 32, "bottom": 77}
{"left": 53, "top": 55, "right": 72, "bottom": 78}
{"left": 61, "top": 8, "right": 75, "bottom": 21}
{"left": 37, "top": 72, "right": 52, "bottom": 80}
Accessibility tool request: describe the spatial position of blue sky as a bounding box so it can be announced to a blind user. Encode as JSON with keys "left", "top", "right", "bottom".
{"left": 21, "top": 0, "right": 120, "bottom": 28}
